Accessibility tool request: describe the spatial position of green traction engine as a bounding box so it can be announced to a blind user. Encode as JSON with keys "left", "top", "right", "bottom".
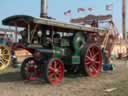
{"left": 2, "top": 15, "right": 108, "bottom": 84}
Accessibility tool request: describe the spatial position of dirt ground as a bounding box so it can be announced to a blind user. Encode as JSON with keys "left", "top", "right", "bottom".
{"left": 0, "top": 59, "right": 128, "bottom": 96}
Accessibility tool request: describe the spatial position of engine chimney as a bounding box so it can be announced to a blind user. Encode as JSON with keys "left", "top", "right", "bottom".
{"left": 40, "top": 0, "right": 48, "bottom": 18}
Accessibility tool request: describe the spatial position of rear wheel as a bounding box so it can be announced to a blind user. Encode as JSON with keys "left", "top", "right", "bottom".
{"left": 81, "top": 44, "right": 102, "bottom": 77}
{"left": 20, "top": 57, "right": 42, "bottom": 80}
{"left": 43, "top": 58, "right": 64, "bottom": 84}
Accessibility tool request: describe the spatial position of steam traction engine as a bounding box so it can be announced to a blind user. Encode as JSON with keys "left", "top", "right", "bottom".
{"left": 2, "top": 15, "right": 109, "bottom": 84}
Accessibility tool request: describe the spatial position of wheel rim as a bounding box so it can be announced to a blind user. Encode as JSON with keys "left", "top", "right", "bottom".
{"left": 84, "top": 45, "right": 102, "bottom": 77}
{"left": 24, "top": 58, "right": 41, "bottom": 80}
{"left": 48, "top": 59, "right": 64, "bottom": 84}
{"left": 0, "top": 45, "right": 11, "bottom": 70}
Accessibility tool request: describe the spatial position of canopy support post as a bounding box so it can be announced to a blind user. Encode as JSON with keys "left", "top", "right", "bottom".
{"left": 27, "top": 24, "right": 30, "bottom": 43}
{"left": 15, "top": 24, "right": 18, "bottom": 42}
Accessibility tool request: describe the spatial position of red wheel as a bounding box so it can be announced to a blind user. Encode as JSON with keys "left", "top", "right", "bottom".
{"left": 81, "top": 44, "right": 102, "bottom": 77}
{"left": 43, "top": 58, "right": 64, "bottom": 84}
{"left": 20, "top": 57, "right": 42, "bottom": 81}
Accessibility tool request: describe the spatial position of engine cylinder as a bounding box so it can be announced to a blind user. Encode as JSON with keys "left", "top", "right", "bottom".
{"left": 73, "top": 32, "right": 85, "bottom": 55}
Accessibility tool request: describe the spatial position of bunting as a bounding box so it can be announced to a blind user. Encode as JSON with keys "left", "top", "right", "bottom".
{"left": 88, "top": 7, "right": 95, "bottom": 11}
{"left": 64, "top": 4, "right": 113, "bottom": 16}
{"left": 106, "top": 4, "right": 112, "bottom": 11}
{"left": 77, "top": 8, "right": 85, "bottom": 13}
{"left": 64, "top": 10, "right": 71, "bottom": 16}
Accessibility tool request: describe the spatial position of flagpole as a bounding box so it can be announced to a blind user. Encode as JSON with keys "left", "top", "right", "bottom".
{"left": 112, "top": 1, "right": 114, "bottom": 20}
{"left": 122, "top": 0, "right": 126, "bottom": 40}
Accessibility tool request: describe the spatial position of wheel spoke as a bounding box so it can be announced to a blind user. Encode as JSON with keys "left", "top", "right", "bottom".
{"left": 2, "top": 49, "right": 8, "bottom": 54}
{"left": 54, "top": 74, "right": 59, "bottom": 80}
{"left": 58, "top": 64, "right": 61, "bottom": 70}
{"left": 53, "top": 61, "right": 58, "bottom": 68}
{"left": 88, "top": 49, "right": 93, "bottom": 57}
{"left": 85, "top": 60, "right": 92, "bottom": 65}
{"left": 94, "top": 60, "right": 101, "bottom": 64}
{"left": 48, "top": 72, "right": 55, "bottom": 80}
{"left": 26, "top": 62, "right": 30, "bottom": 68}
{"left": 91, "top": 47, "right": 95, "bottom": 57}
{"left": 86, "top": 56, "right": 93, "bottom": 61}
{"left": 92, "top": 63, "right": 98, "bottom": 69}
{"left": 2, "top": 55, "right": 9, "bottom": 61}
{"left": 0, "top": 54, "right": 10, "bottom": 55}
{"left": 89, "top": 64, "right": 98, "bottom": 73}
{"left": 49, "top": 66, "right": 55, "bottom": 72}
{"left": 0, "top": 58, "right": 6, "bottom": 65}
{"left": 0, "top": 61, "right": 4, "bottom": 66}
{"left": 93, "top": 52, "right": 99, "bottom": 59}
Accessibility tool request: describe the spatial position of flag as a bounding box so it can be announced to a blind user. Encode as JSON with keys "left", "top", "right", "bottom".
{"left": 64, "top": 10, "right": 71, "bottom": 16}
{"left": 77, "top": 8, "right": 85, "bottom": 13}
{"left": 88, "top": 7, "right": 95, "bottom": 11}
{"left": 106, "top": 4, "right": 112, "bottom": 11}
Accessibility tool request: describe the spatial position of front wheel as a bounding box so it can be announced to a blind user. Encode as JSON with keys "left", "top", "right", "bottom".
{"left": 20, "top": 57, "right": 42, "bottom": 80}
{"left": 81, "top": 44, "right": 102, "bottom": 77}
{"left": 43, "top": 58, "right": 64, "bottom": 84}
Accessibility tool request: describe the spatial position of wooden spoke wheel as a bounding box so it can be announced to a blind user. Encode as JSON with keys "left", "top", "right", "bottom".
{"left": 0, "top": 45, "right": 11, "bottom": 70}
{"left": 43, "top": 58, "right": 64, "bottom": 84}
{"left": 81, "top": 44, "right": 102, "bottom": 77}
{"left": 20, "top": 57, "right": 42, "bottom": 81}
